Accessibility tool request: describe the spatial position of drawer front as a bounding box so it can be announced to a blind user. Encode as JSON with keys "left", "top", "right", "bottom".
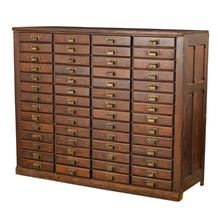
{"left": 93, "top": 46, "right": 130, "bottom": 57}
{"left": 56, "top": 145, "right": 90, "bottom": 158}
{"left": 20, "top": 53, "right": 52, "bottom": 63}
{"left": 20, "top": 82, "right": 52, "bottom": 94}
{"left": 20, "top": 63, "right": 52, "bottom": 73}
{"left": 21, "top": 112, "right": 53, "bottom": 124}
{"left": 21, "top": 140, "right": 53, "bottom": 153}
{"left": 20, "top": 73, "right": 52, "bottom": 83}
{"left": 55, "top": 65, "right": 90, "bottom": 76}
{"left": 55, "top": 54, "right": 90, "bottom": 65}
{"left": 56, "top": 155, "right": 90, "bottom": 168}
{"left": 93, "top": 88, "right": 130, "bottom": 100}
{"left": 21, "top": 102, "right": 53, "bottom": 113}
{"left": 55, "top": 44, "right": 90, "bottom": 54}
{"left": 21, "top": 131, "right": 53, "bottom": 143}
{"left": 93, "top": 35, "right": 131, "bottom": 46}
{"left": 134, "top": 37, "right": 175, "bottom": 47}
{"left": 93, "top": 99, "right": 130, "bottom": 111}
{"left": 56, "top": 125, "right": 90, "bottom": 138}
{"left": 21, "top": 92, "right": 53, "bottom": 103}
{"left": 55, "top": 75, "right": 90, "bottom": 86}
{"left": 55, "top": 85, "right": 90, "bottom": 96}
{"left": 55, "top": 105, "right": 90, "bottom": 117}
{"left": 55, "top": 115, "right": 90, "bottom": 127}
{"left": 56, "top": 135, "right": 90, "bottom": 148}
{"left": 55, "top": 95, "right": 90, "bottom": 107}
{"left": 93, "top": 67, "right": 130, "bottom": 79}
{"left": 21, "top": 150, "right": 53, "bottom": 162}
{"left": 134, "top": 59, "right": 174, "bottom": 70}
{"left": 19, "top": 33, "right": 52, "bottom": 42}
{"left": 21, "top": 159, "right": 53, "bottom": 172}
{"left": 93, "top": 78, "right": 130, "bottom": 89}
{"left": 54, "top": 34, "right": 90, "bottom": 44}
{"left": 20, "top": 43, "right": 52, "bottom": 53}
{"left": 93, "top": 57, "right": 130, "bottom": 68}
{"left": 21, "top": 121, "right": 53, "bottom": 133}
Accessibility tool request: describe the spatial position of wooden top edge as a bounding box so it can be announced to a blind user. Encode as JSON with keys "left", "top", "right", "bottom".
{"left": 12, "top": 26, "right": 209, "bottom": 36}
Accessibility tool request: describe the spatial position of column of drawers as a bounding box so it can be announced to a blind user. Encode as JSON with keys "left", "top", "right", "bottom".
{"left": 131, "top": 37, "right": 175, "bottom": 190}
{"left": 54, "top": 34, "right": 91, "bottom": 178}
{"left": 19, "top": 32, "right": 54, "bottom": 171}
{"left": 92, "top": 35, "right": 131, "bottom": 184}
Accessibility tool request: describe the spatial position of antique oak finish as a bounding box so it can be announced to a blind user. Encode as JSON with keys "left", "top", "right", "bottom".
{"left": 13, "top": 27, "right": 209, "bottom": 201}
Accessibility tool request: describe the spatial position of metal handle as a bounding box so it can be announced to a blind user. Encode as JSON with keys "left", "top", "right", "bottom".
{"left": 67, "top": 107, "right": 76, "bottom": 115}
{"left": 106, "top": 174, "right": 115, "bottom": 181}
{"left": 146, "top": 149, "right": 157, "bottom": 156}
{"left": 67, "top": 128, "right": 76, "bottom": 136}
{"left": 148, "top": 39, "right": 160, "bottom": 45}
{"left": 31, "top": 85, "right": 40, "bottom": 92}
{"left": 147, "top": 50, "right": 159, "bottom": 56}
{"left": 105, "top": 153, "right": 114, "bottom": 161}
{"left": 106, "top": 38, "right": 116, "bottom": 44}
{"left": 106, "top": 81, "right": 115, "bottom": 87}
{"left": 147, "top": 138, "right": 158, "bottom": 145}
{"left": 106, "top": 92, "right": 115, "bottom": 98}
{"left": 67, "top": 148, "right": 77, "bottom": 156}
{"left": 68, "top": 158, "right": 78, "bottom": 166}
{"left": 106, "top": 59, "right": 116, "bottom": 65}
{"left": 68, "top": 168, "right": 76, "bottom": 176}
{"left": 32, "top": 114, "right": 40, "bottom": 122}
{"left": 32, "top": 152, "right": 41, "bottom": 159}
{"left": 32, "top": 162, "right": 41, "bottom": 169}
{"left": 106, "top": 123, "right": 115, "bottom": 130}
{"left": 30, "top": 35, "right": 40, "bottom": 41}
{"left": 147, "top": 73, "right": 158, "bottom": 80}
{"left": 106, "top": 71, "right": 116, "bottom": 77}
{"left": 147, "top": 95, "right": 158, "bottom": 102}
{"left": 31, "top": 74, "right": 40, "bottom": 82}
{"left": 68, "top": 138, "right": 77, "bottom": 146}
{"left": 148, "top": 63, "right": 160, "bottom": 69}
{"left": 31, "top": 56, "right": 40, "bottom": 62}
{"left": 67, "top": 47, "right": 76, "bottom": 53}
{"left": 31, "top": 105, "right": 40, "bottom": 112}
{"left": 32, "top": 123, "right": 40, "bottom": 131}
{"left": 106, "top": 134, "right": 116, "bottom": 141}
{"left": 106, "top": 102, "right": 115, "bottom": 109}
{"left": 147, "top": 116, "right": 157, "bottom": 123}
{"left": 32, "top": 95, "right": 40, "bottom": 102}
{"left": 147, "top": 84, "right": 158, "bottom": 90}
{"left": 32, "top": 134, "right": 41, "bottom": 141}
{"left": 67, "top": 77, "right": 76, "bottom": 84}
{"left": 67, "top": 36, "right": 76, "bottom": 43}
{"left": 106, "top": 112, "right": 116, "bottom": 119}
{"left": 146, "top": 160, "right": 156, "bottom": 167}
{"left": 31, "top": 45, "right": 39, "bottom": 51}
{"left": 31, "top": 66, "right": 40, "bottom": 72}
{"left": 146, "top": 180, "right": 156, "bottom": 188}
{"left": 67, "top": 98, "right": 76, "bottom": 105}
{"left": 106, "top": 165, "right": 116, "bottom": 172}
{"left": 146, "top": 170, "right": 156, "bottom": 178}
{"left": 68, "top": 118, "right": 77, "bottom": 125}
{"left": 66, "top": 67, "right": 76, "bottom": 74}
{"left": 147, "top": 106, "right": 157, "bottom": 113}
{"left": 106, "top": 49, "right": 116, "bottom": 55}
{"left": 67, "top": 88, "right": 76, "bottom": 94}
{"left": 147, "top": 127, "right": 158, "bottom": 135}
{"left": 105, "top": 143, "right": 115, "bottom": 150}
{"left": 32, "top": 143, "right": 41, "bottom": 150}
{"left": 66, "top": 56, "right": 76, "bottom": 63}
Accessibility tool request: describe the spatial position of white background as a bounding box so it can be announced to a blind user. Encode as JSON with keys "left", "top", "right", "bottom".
{"left": 0, "top": 0, "right": 219, "bottom": 219}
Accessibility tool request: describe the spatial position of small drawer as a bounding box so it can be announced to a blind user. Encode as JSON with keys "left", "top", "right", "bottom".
{"left": 55, "top": 75, "right": 90, "bottom": 86}
{"left": 132, "top": 176, "right": 172, "bottom": 191}
{"left": 21, "top": 102, "right": 53, "bottom": 113}
{"left": 93, "top": 130, "right": 130, "bottom": 143}
{"left": 92, "top": 35, "right": 131, "bottom": 46}
{"left": 21, "top": 140, "right": 53, "bottom": 153}
{"left": 55, "top": 44, "right": 90, "bottom": 54}
{"left": 55, "top": 85, "right": 90, "bottom": 96}
{"left": 56, "top": 155, "right": 90, "bottom": 168}
{"left": 93, "top": 46, "right": 130, "bottom": 57}
{"left": 93, "top": 109, "right": 130, "bottom": 122}
{"left": 93, "top": 67, "right": 130, "bottom": 79}
{"left": 132, "top": 166, "right": 172, "bottom": 180}
{"left": 132, "top": 145, "right": 173, "bottom": 159}
{"left": 93, "top": 78, "right": 130, "bottom": 90}
{"left": 93, "top": 57, "right": 130, "bottom": 68}
{"left": 55, "top": 105, "right": 90, "bottom": 117}
{"left": 20, "top": 43, "right": 52, "bottom": 53}
{"left": 19, "top": 33, "right": 52, "bottom": 42}
{"left": 54, "top": 34, "right": 90, "bottom": 44}
{"left": 133, "top": 70, "right": 174, "bottom": 82}
{"left": 56, "top": 135, "right": 90, "bottom": 148}
{"left": 21, "top": 121, "right": 53, "bottom": 133}
{"left": 20, "top": 63, "right": 52, "bottom": 73}
{"left": 21, "top": 150, "right": 53, "bottom": 162}
{"left": 133, "top": 113, "right": 173, "bottom": 126}
{"left": 21, "top": 112, "right": 53, "bottom": 124}
{"left": 20, "top": 82, "right": 52, "bottom": 94}
{"left": 133, "top": 81, "right": 174, "bottom": 93}
{"left": 93, "top": 119, "right": 130, "bottom": 133}
{"left": 93, "top": 170, "right": 129, "bottom": 184}
{"left": 56, "top": 145, "right": 90, "bottom": 158}
{"left": 134, "top": 59, "right": 174, "bottom": 70}
{"left": 20, "top": 53, "right": 52, "bottom": 63}
{"left": 93, "top": 160, "right": 129, "bottom": 174}
{"left": 21, "top": 131, "right": 53, "bottom": 143}
{"left": 55, "top": 55, "right": 90, "bottom": 65}
{"left": 21, "top": 159, "right": 53, "bottom": 172}
{"left": 56, "top": 164, "right": 90, "bottom": 178}
{"left": 56, "top": 125, "right": 90, "bottom": 138}
{"left": 55, "top": 115, "right": 90, "bottom": 127}
{"left": 55, "top": 65, "right": 90, "bottom": 76}
{"left": 20, "top": 73, "right": 52, "bottom": 83}
{"left": 132, "top": 155, "right": 172, "bottom": 169}
{"left": 21, "top": 92, "right": 53, "bottom": 104}
{"left": 55, "top": 95, "right": 90, "bottom": 107}
{"left": 93, "top": 88, "right": 130, "bottom": 100}
{"left": 93, "top": 140, "right": 129, "bottom": 153}
{"left": 93, "top": 99, "right": 130, "bottom": 111}
{"left": 134, "top": 37, "right": 175, "bottom": 47}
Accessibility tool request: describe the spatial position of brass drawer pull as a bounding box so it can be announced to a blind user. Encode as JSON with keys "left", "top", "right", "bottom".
{"left": 147, "top": 127, "right": 158, "bottom": 135}
{"left": 147, "top": 106, "right": 157, "bottom": 113}
{"left": 147, "top": 50, "right": 159, "bottom": 56}
{"left": 148, "top": 63, "right": 160, "bottom": 69}
{"left": 146, "top": 160, "right": 156, "bottom": 167}
{"left": 32, "top": 143, "right": 40, "bottom": 150}
{"left": 106, "top": 165, "right": 116, "bottom": 172}
{"left": 67, "top": 47, "right": 76, "bottom": 53}
{"left": 147, "top": 138, "right": 158, "bottom": 145}
{"left": 105, "top": 153, "right": 114, "bottom": 161}
{"left": 32, "top": 123, "right": 40, "bottom": 131}
{"left": 147, "top": 73, "right": 158, "bottom": 80}
{"left": 31, "top": 56, "right": 40, "bottom": 62}
{"left": 67, "top": 148, "right": 77, "bottom": 155}
{"left": 67, "top": 128, "right": 76, "bottom": 136}
{"left": 32, "top": 114, "right": 40, "bottom": 122}
{"left": 32, "top": 162, "right": 41, "bottom": 169}
{"left": 68, "top": 138, "right": 77, "bottom": 146}
{"left": 67, "top": 77, "right": 76, "bottom": 84}
{"left": 106, "top": 81, "right": 115, "bottom": 87}
{"left": 106, "top": 59, "right": 116, "bottom": 65}
{"left": 146, "top": 149, "right": 157, "bottom": 156}
{"left": 106, "top": 134, "right": 116, "bottom": 141}
{"left": 31, "top": 105, "right": 40, "bottom": 112}
{"left": 146, "top": 180, "right": 156, "bottom": 188}
{"left": 31, "top": 45, "right": 39, "bottom": 51}
{"left": 146, "top": 170, "right": 156, "bottom": 178}
{"left": 106, "top": 102, "right": 115, "bottom": 109}
{"left": 148, "top": 84, "right": 158, "bottom": 90}
{"left": 32, "top": 95, "right": 40, "bottom": 102}
{"left": 105, "top": 143, "right": 115, "bottom": 150}
{"left": 106, "top": 71, "right": 116, "bottom": 77}
{"left": 67, "top": 98, "right": 76, "bottom": 105}
{"left": 106, "top": 38, "right": 116, "bottom": 44}
{"left": 148, "top": 39, "right": 160, "bottom": 45}
{"left": 67, "top": 88, "right": 76, "bottom": 94}
{"left": 66, "top": 67, "right": 76, "bottom": 74}
{"left": 66, "top": 56, "right": 76, "bottom": 63}
{"left": 67, "top": 107, "right": 76, "bottom": 115}
{"left": 106, "top": 112, "right": 116, "bottom": 119}
{"left": 31, "top": 74, "right": 40, "bottom": 82}
{"left": 31, "top": 85, "right": 40, "bottom": 92}
{"left": 106, "top": 123, "right": 115, "bottom": 130}
{"left": 30, "top": 35, "right": 40, "bottom": 41}
{"left": 106, "top": 174, "right": 115, "bottom": 182}
{"left": 32, "top": 152, "right": 41, "bottom": 159}
{"left": 68, "top": 157, "right": 78, "bottom": 165}
{"left": 31, "top": 66, "right": 40, "bottom": 72}
{"left": 32, "top": 134, "right": 41, "bottom": 141}
{"left": 67, "top": 36, "right": 76, "bottom": 43}
{"left": 147, "top": 116, "right": 157, "bottom": 123}
{"left": 106, "top": 49, "right": 116, "bottom": 55}
{"left": 68, "top": 168, "right": 76, "bottom": 176}
{"left": 147, "top": 95, "right": 158, "bottom": 102}
{"left": 106, "top": 92, "right": 115, "bottom": 98}
{"left": 68, "top": 118, "right": 77, "bottom": 125}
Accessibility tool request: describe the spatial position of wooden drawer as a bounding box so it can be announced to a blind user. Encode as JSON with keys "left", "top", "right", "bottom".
{"left": 21, "top": 150, "right": 53, "bottom": 162}
{"left": 56, "top": 155, "right": 90, "bottom": 168}
{"left": 21, "top": 131, "right": 53, "bottom": 143}
{"left": 55, "top": 115, "right": 90, "bottom": 127}
{"left": 56, "top": 145, "right": 90, "bottom": 158}
{"left": 21, "top": 92, "right": 53, "bottom": 104}
{"left": 20, "top": 53, "right": 52, "bottom": 63}
{"left": 21, "top": 112, "right": 53, "bottom": 124}
{"left": 93, "top": 140, "right": 129, "bottom": 153}
{"left": 21, "top": 140, "right": 53, "bottom": 153}
{"left": 134, "top": 59, "right": 174, "bottom": 70}
{"left": 56, "top": 135, "right": 90, "bottom": 148}
{"left": 55, "top": 44, "right": 90, "bottom": 54}
{"left": 93, "top": 57, "right": 130, "bottom": 68}
{"left": 134, "top": 81, "right": 174, "bottom": 93}
{"left": 20, "top": 82, "right": 52, "bottom": 94}
{"left": 55, "top": 85, "right": 90, "bottom": 96}
{"left": 93, "top": 78, "right": 130, "bottom": 90}
{"left": 21, "top": 102, "right": 53, "bottom": 113}
{"left": 93, "top": 160, "right": 129, "bottom": 174}
{"left": 133, "top": 113, "right": 173, "bottom": 126}
{"left": 21, "top": 121, "right": 53, "bottom": 133}
{"left": 20, "top": 73, "right": 52, "bottom": 83}
{"left": 132, "top": 155, "right": 172, "bottom": 169}
{"left": 21, "top": 159, "right": 53, "bottom": 172}
{"left": 93, "top": 46, "right": 130, "bottom": 57}
{"left": 93, "top": 119, "right": 130, "bottom": 133}
{"left": 93, "top": 170, "right": 129, "bottom": 184}
{"left": 92, "top": 35, "right": 130, "bottom": 46}
{"left": 56, "top": 164, "right": 90, "bottom": 178}
{"left": 93, "top": 67, "right": 130, "bottom": 79}
{"left": 55, "top": 65, "right": 90, "bottom": 76}
{"left": 56, "top": 125, "right": 90, "bottom": 138}
{"left": 133, "top": 124, "right": 172, "bottom": 137}
{"left": 133, "top": 134, "right": 173, "bottom": 148}
{"left": 93, "top": 130, "right": 129, "bottom": 143}
{"left": 55, "top": 105, "right": 90, "bottom": 117}
{"left": 19, "top": 33, "right": 52, "bottom": 42}
{"left": 55, "top": 95, "right": 90, "bottom": 107}
{"left": 55, "top": 55, "right": 90, "bottom": 65}
{"left": 134, "top": 37, "right": 175, "bottom": 47}
{"left": 20, "top": 63, "right": 52, "bottom": 73}
{"left": 93, "top": 88, "right": 130, "bottom": 100}
{"left": 20, "top": 43, "right": 52, "bottom": 53}
{"left": 55, "top": 75, "right": 90, "bottom": 86}
{"left": 133, "top": 70, "right": 174, "bottom": 82}
{"left": 133, "top": 145, "right": 173, "bottom": 159}
{"left": 93, "top": 99, "right": 130, "bottom": 111}
{"left": 93, "top": 109, "right": 130, "bottom": 122}
{"left": 132, "top": 176, "right": 172, "bottom": 191}
{"left": 54, "top": 34, "right": 90, "bottom": 44}
{"left": 132, "top": 166, "right": 172, "bottom": 180}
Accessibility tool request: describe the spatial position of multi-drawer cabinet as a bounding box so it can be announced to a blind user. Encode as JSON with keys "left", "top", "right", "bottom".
{"left": 13, "top": 27, "right": 209, "bottom": 201}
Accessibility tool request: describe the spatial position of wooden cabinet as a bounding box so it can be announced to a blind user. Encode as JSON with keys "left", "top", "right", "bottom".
{"left": 13, "top": 27, "right": 209, "bottom": 201}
